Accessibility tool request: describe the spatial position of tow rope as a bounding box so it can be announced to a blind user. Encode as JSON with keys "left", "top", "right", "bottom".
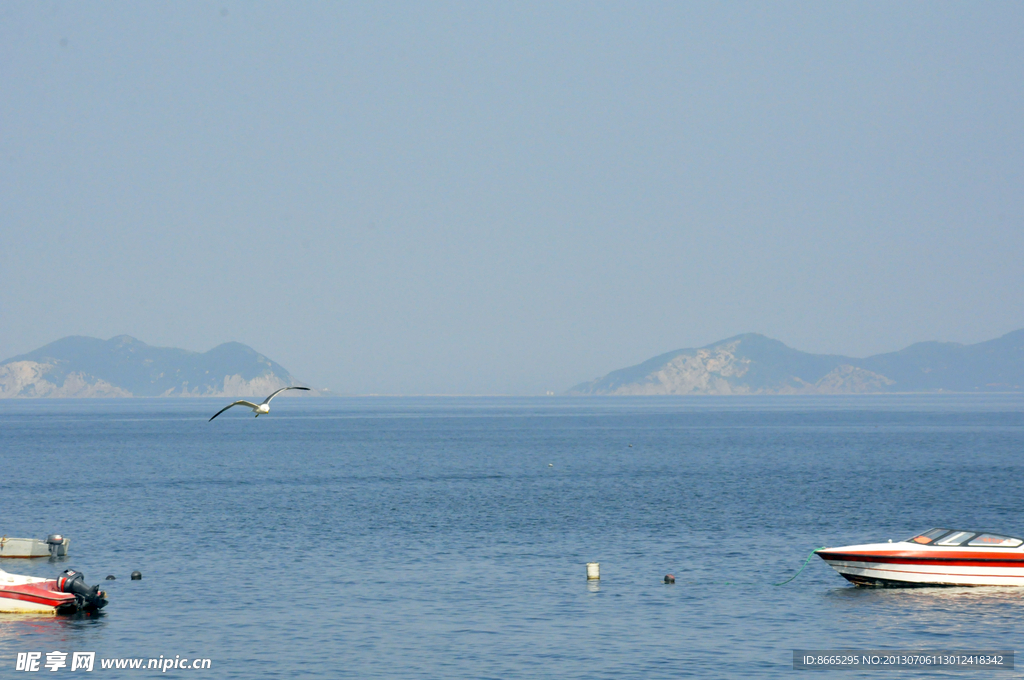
{"left": 773, "top": 547, "right": 827, "bottom": 586}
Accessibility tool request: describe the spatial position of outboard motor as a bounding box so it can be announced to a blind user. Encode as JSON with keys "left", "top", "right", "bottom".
{"left": 46, "top": 534, "right": 66, "bottom": 558}
{"left": 57, "top": 569, "right": 108, "bottom": 610}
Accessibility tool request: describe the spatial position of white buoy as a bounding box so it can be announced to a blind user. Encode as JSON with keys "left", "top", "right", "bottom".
{"left": 586, "top": 562, "right": 600, "bottom": 580}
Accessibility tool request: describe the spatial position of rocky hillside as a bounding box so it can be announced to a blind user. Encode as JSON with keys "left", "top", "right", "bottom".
{"left": 569, "top": 330, "right": 1024, "bottom": 395}
{"left": 0, "top": 336, "right": 307, "bottom": 398}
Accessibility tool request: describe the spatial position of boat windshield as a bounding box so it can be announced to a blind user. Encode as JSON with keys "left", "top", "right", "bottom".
{"left": 908, "top": 528, "right": 950, "bottom": 544}
{"left": 967, "top": 534, "right": 1023, "bottom": 547}
{"left": 906, "top": 529, "right": 1023, "bottom": 547}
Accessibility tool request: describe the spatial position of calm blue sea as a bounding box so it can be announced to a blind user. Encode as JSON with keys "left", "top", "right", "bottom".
{"left": 1, "top": 396, "right": 1023, "bottom": 678}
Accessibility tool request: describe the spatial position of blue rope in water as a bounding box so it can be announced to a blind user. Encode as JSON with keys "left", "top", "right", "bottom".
{"left": 773, "top": 547, "right": 826, "bottom": 586}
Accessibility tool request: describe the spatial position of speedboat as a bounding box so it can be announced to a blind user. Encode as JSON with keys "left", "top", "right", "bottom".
{"left": 0, "top": 568, "right": 107, "bottom": 614}
{"left": 818, "top": 528, "right": 1024, "bottom": 587}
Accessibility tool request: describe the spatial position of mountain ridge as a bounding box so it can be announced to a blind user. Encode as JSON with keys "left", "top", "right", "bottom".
{"left": 0, "top": 335, "right": 308, "bottom": 398}
{"left": 569, "top": 330, "right": 1024, "bottom": 395}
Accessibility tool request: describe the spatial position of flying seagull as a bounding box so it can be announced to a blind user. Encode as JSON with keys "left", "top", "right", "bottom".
{"left": 208, "top": 386, "right": 311, "bottom": 421}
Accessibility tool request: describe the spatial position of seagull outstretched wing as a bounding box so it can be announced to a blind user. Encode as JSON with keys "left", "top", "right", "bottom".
{"left": 261, "top": 386, "right": 311, "bottom": 405}
{"left": 209, "top": 400, "right": 260, "bottom": 422}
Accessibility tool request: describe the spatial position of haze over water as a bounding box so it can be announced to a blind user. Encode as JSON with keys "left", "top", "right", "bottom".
{"left": 1, "top": 396, "right": 1022, "bottom": 677}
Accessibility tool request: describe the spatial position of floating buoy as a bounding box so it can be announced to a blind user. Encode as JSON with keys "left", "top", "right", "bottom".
{"left": 628, "top": 444, "right": 633, "bottom": 448}
{"left": 664, "top": 574, "right": 675, "bottom": 583}
{"left": 105, "top": 575, "right": 116, "bottom": 580}
{"left": 130, "top": 571, "right": 142, "bottom": 580}
{"left": 586, "top": 562, "right": 600, "bottom": 580}
{"left": 548, "top": 463, "right": 553, "bottom": 467}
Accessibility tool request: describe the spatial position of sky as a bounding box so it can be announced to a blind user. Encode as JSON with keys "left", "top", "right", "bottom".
{"left": 1, "top": 2, "right": 1022, "bottom": 395}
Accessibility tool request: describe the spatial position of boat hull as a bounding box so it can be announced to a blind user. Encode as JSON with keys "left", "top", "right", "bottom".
{"left": 0, "top": 537, "right": 69, "bottom": 558}
{"left": 819, "top": 543, "right": 1024, "bottom": 587}
{"left": 0, "top": 584, "right": 78, "bottom": 614}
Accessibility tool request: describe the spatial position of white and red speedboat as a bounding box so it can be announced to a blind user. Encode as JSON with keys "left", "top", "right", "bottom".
{"left": 0, "top": 568, "right": 107, "bottom": 614}
{"left": 818, "top": 528, "right": 1024, "bottom": 587}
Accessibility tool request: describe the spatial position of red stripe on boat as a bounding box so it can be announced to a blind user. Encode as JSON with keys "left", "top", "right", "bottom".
{"left": 819, "top": 552, "right": 1024, "bottom": 568}
{"left": 0, "top": 591, "right": 76, "bottom": 607}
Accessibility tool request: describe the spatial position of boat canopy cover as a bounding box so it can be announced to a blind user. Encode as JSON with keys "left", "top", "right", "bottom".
{"left": 906, "top": 528, "right": 1023, "bottom": 547}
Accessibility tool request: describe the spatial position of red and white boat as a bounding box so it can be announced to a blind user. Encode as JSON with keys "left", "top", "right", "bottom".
{"left": 0, "top": 568, "right": 107, "bottom": 614}
{"left": 818, "top": 528, "right": 1024, "bottom": 587}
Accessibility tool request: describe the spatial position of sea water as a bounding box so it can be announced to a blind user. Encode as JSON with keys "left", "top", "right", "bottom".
{"left": 0, "top": 396, "right": 1022, "bottom": 678}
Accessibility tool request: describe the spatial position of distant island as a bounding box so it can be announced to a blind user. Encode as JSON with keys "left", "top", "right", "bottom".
{"left": 0, "top": 336, "right": 308, "bottom": 398}
{"left": 569, "top": 330, "right": 1024, "bottom": 395}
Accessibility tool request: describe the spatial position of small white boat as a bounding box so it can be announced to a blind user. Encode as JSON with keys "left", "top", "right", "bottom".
{"left": 0, "top": 568, "right": 107, "bottom": 614}
{"left": 0, "top": 535, "right": 69, "bottom": 559}
{"left": 818, "top": 528, "right": 1024, "bottom": 587}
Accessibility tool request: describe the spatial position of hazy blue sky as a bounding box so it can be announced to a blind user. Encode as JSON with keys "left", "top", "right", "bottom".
{"left": 2, "top": 2, "right": 1022, "bottom": 394}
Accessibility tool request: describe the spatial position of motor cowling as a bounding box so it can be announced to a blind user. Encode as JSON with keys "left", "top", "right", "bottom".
{"left": 46, "top": 534, "right": 65, "bottom": 558}
{"left": 57, "top": 569, "right": 107, "bottom": 610}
